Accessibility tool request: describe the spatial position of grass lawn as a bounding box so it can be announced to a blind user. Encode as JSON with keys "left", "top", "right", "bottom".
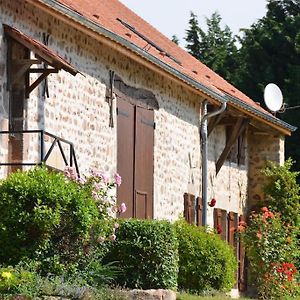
{"left": 177, "top": 292, "right": 254, "bottom": 300}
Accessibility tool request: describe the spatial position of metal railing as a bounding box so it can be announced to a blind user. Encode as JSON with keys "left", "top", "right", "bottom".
{"left": 0, "top": 129, "right": 80, "bottom": 176}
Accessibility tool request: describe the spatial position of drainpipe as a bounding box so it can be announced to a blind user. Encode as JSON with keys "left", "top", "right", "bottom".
{"left": 200, "top": 100, "right": 227, "bottom": 226}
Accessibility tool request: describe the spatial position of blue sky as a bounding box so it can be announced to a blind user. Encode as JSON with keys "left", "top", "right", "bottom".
{"left": 119, "top": 0, "right": 267, "bottom": 46}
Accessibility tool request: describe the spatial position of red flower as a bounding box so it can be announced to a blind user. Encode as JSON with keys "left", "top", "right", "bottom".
{"left": 256, "top": 232, "right": 262, "bottom": 239}
{"left": 261, "top": 206, "right": 268, "bottom": 212}
{"left": 209, "top": 198, "right": 216, "bottom": 207}
{"left": 217, "top": 224, "right": 222, "bottom": 234}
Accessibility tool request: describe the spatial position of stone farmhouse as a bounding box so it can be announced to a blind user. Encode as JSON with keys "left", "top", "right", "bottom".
{"left": 0, "top": 0, "right": 296, "bottom": 291}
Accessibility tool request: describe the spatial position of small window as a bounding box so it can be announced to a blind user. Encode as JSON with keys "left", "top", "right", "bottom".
{"left": 226, "top": 126, "right": 246, "bottom": 165}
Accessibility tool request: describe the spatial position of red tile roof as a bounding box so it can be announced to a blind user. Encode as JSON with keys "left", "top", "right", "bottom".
{"left": 27, "top": 0, "right": 295, "bottom": 133}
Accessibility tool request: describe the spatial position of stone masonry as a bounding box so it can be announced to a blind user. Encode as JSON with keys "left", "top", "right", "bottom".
{"left": 248, "top": 129, "right": 285, "bottom": 211}
{"left": 0, "top": 0, "right": 284, "bottom": 225}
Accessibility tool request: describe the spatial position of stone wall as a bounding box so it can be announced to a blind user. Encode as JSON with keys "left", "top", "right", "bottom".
{"left": 207, "top": 126, "right": 248, "bottom": 224}
{"left": 248, "top": 129, "right": 285, "bottom": 211}
{"left": 0, "top": 0, "right": 282, "bottom": 224}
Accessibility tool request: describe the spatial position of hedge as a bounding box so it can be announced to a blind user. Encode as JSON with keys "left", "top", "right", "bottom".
{"left": 175, "top": 221, "right": 237, "bottom": 293}
{"left": 0, "top": 167, "right": 100, "bottom": 273}
{"left": 102, "top": 219, "right": 179, "bottom": 290}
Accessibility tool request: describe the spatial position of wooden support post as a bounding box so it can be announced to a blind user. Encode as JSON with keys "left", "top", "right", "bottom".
{"left": 27, "top": 69, "right": 58, "bottom": 96}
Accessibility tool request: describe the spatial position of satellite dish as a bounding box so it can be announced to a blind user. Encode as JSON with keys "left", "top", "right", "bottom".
{"left": 264, "top": 83, "right": 283, "bottom": 112}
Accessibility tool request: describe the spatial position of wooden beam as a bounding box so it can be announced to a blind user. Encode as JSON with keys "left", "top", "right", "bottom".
{"left": 27, "top": 69, "right": 58, "bottom": 95}
{"left": 29, "top": 68, "right": 57, "bottom": 73}
{"left": 216, "top": 118, "right": 249, "bottom": 174}
{"left": 208, "top": 112, "right": 225, "bottom": 136}
{"left": 14, "top": 59, "right": 41, "bottom": 65}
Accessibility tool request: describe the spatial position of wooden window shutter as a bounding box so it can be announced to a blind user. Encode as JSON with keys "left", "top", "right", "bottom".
{"left": 238, "top": 214, "right": 247, "bottom": 292}
{"left": 227, "top": 212, "right": 238, "bottom": 249}
{"left": 228, "top": 211, "right": 239, "bottom": 288}
{"left": 196, "top": 197, "right": 203, "bottom": 226}
{"left": 184, "top": 193, "right": 195, "bottom": 224}
{"left": 214, "top": 208, "right": 227, "bottom": 241}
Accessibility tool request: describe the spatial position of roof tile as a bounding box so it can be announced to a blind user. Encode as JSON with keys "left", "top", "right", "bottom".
{"left": 55, "top": 0, "right": 269, "bottom": 115}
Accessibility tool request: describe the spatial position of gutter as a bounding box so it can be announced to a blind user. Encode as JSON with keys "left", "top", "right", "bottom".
{"left": 30, "top": 0, "right": 296, "bottom": 134}
{"left": 200, "top": 100, "right": 227, "bottom": 226}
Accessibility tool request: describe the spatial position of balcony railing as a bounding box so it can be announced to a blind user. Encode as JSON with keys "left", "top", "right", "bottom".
{"left": 0, "top": 129, "right": 80, "bottom": 176}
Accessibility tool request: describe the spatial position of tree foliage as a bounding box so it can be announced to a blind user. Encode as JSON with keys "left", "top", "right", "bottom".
{"left": 236, "top": 0, "right": 300, "bottom": 170}
{"left": 185, "top": 12, "right": 202, "bottom": 59}
{"left": 185, "top": 11, "right": 238, "bottom": 83}
{"left": 183, "top": 1, "right": 300, "bottom": 170}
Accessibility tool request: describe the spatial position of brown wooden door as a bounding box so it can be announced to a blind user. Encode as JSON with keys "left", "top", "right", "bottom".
{"left": 134, "top": 106, "right": 154, "bottom": 219}
{"left": 117, "top": 98, "right": 135, "bottom": 218}
{"left": 117, "top": 98, "right": 154, "bottom": 219}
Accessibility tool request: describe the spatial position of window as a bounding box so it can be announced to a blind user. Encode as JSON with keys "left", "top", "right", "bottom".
{"left": 226, "top": 126, "right": 246, "bottom": 165}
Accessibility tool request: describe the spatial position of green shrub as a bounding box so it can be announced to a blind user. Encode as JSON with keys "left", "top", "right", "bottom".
{"left": 102, "top": 219, "right": 179, "bottom": 290}
{"left": 261, "top": 160, "right": 300, "bottom": 272}
{"left": 0, "top": 260, "right": 43, "bottom": 297}
{"left": 262, "top": 159, "right": 300, "bottom": 227}
{"left": 175, "top": 221, "right": 237, "bottom": 293}
{"left": 0, "top": 257, "right": 122, "bottom": 298}
{"left": 0, "top": 167, "right": 101, "bottom": 272}
{"left": 241, "top": 207, "right": 300, "bottom": 299}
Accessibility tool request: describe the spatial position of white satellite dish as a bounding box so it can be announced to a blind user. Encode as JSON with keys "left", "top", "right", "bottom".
{"left": 264, "top": 83, "right": 283, "bottom": 112}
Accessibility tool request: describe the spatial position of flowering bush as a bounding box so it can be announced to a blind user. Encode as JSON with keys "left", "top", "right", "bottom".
{"left": 241, "top": 207, "right": 300, "bottom": 299}
{"left": 64, "top": 166, "right": 126, "bottom": 243}
{"left": 0, "top": 166, "right": 125, "bottom": 275}
{"left": 262, "top": 159, "right": 300, "bottom": 227}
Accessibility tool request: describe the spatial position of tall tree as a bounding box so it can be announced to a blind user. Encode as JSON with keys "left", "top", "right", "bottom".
{"left": 236, "top": 0, "right": 300, "bottom": 170}
{"left": 199, "top": 12, "right": 238, "bottom": 83}
{"left": 185, "top": 12, "right": 201, "bottom": 59}
{"left": 185, "top": 11, "right": 238, "bottom": 83}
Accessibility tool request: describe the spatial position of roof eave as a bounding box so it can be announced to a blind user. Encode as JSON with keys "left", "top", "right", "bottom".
{"left": 26, "top": 0, "right": 296, "bottom": 135}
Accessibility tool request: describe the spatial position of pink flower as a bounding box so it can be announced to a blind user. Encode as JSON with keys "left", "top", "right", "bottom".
{"left": 93, "top": 182, "right": 102, "bottom": 191}
{"left": 114, "top": 222, "right": 120, "bottom": 229}
{"left": 92, "top": 191, "right": 99, "bottom": 200}
{"left": 77, "top": 177, "right": 86, "bottom": 184}
{"left": 119, "top": 202, "right": 127, "bottom": 213}
{"left": 261, "top": 206, "right": 268, "bottom": 213}
{"left": 114, "top": 173, "right": 122, "bottom": 186}
{"left": 100, "top": 172, "right": 109, "bottom": 184}
{"left": 64, "top": 166, "right": 78, "bottom": 180}
{"left": 64, "top": 169, "right": 70, "bottom": 178}
{"left": 97, "top": 236, "right": 105, "bottom": 243}
{"left": 110, "top": 234, "right": 116, "bottom": 241}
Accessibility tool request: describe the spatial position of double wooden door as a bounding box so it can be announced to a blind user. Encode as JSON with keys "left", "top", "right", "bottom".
{"left": 117, "top": 98, "right": 154, "bottom": 219}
